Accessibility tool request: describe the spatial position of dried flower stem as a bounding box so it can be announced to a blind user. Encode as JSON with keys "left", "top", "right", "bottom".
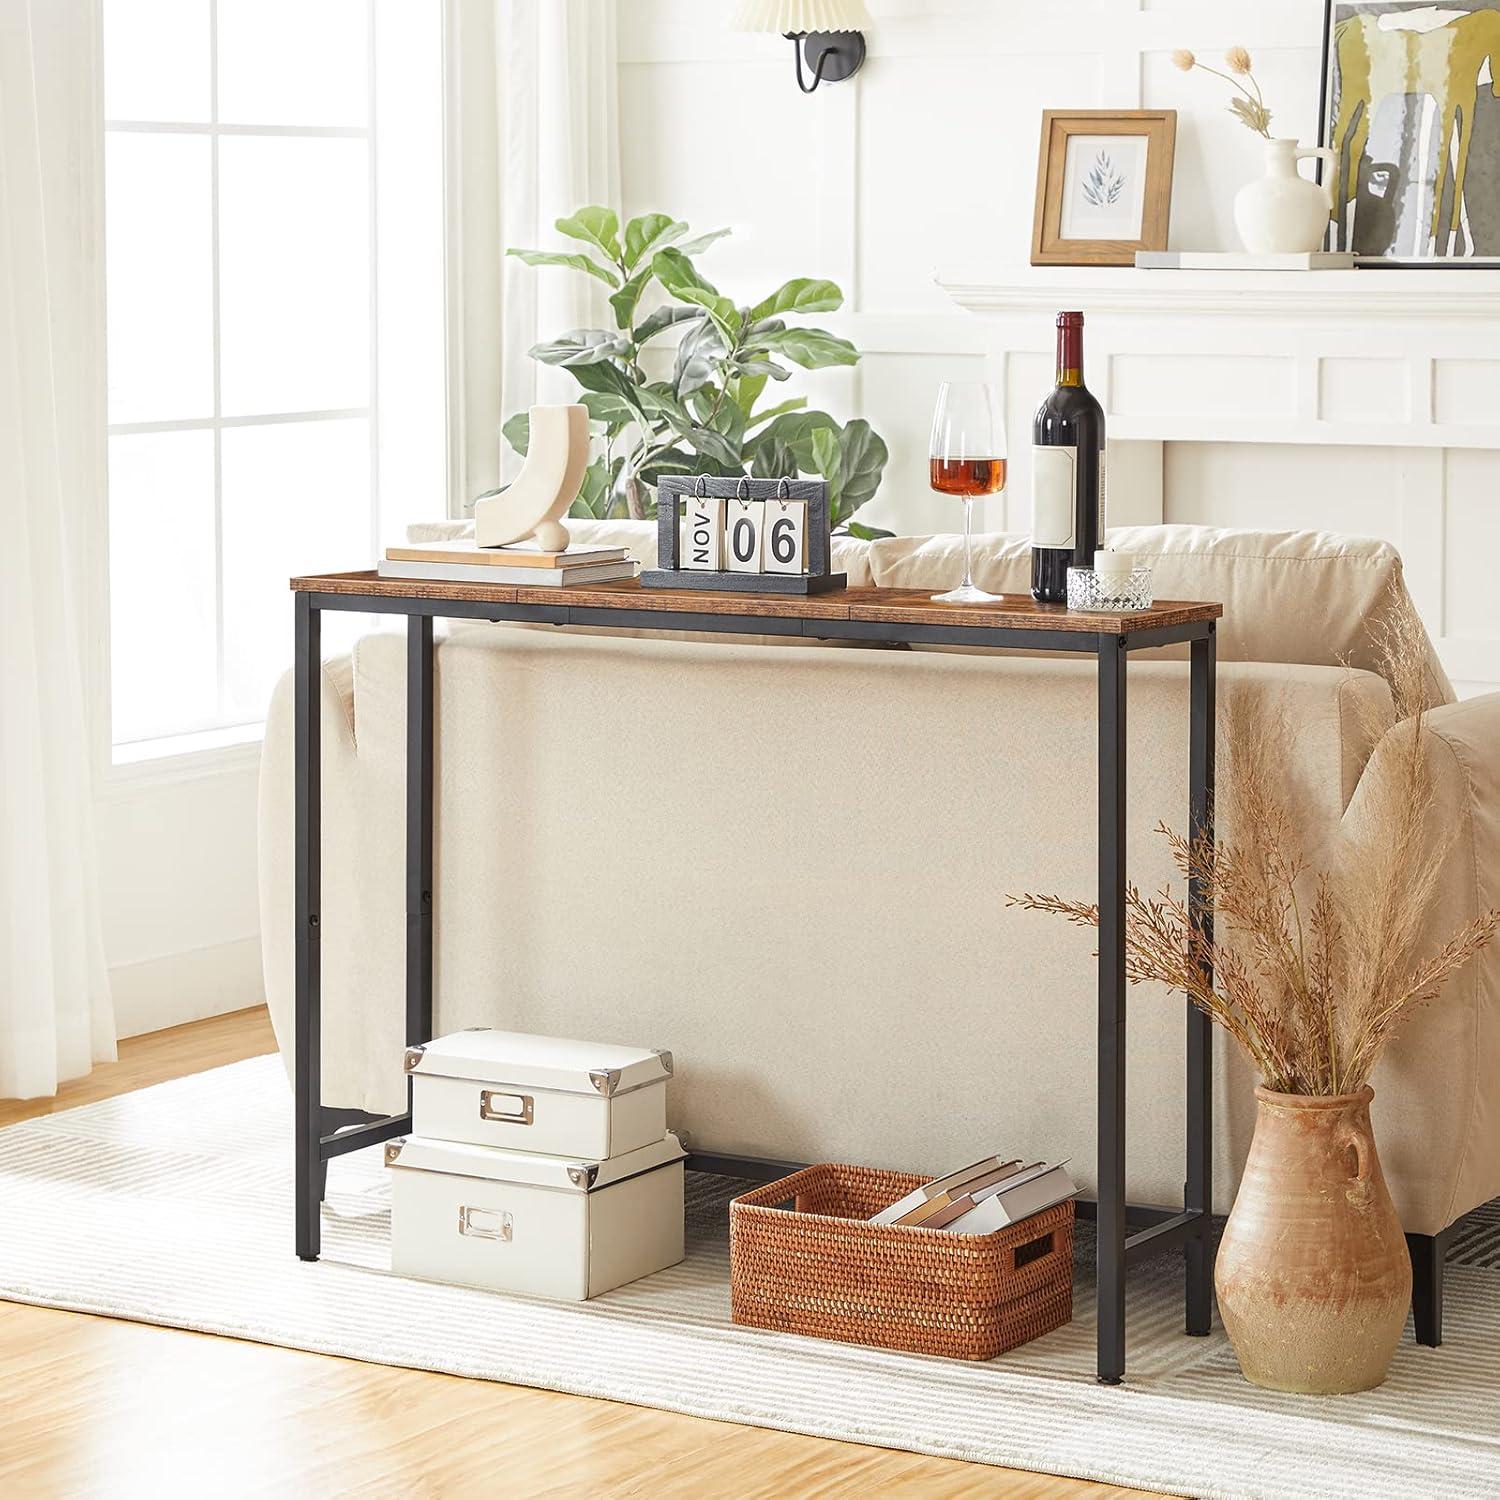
{"left": 1008, "top": 589, "right": 1499, "bottom": 1096}
{"left": 1175, "top": 46, "right": 1274, "bottom": 139}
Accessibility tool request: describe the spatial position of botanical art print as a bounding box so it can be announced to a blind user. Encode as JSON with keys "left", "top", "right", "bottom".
{"left": 1082, "top": 151, "right": 1127, "bottom": 207}
{"left": 1057, "top": 132, "right": 1151, "bottom": 242}
{"left": 1323, "top": 0, "right": 1500, "bottom": 261}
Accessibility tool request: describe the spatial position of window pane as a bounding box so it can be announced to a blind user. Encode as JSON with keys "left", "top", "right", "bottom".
{"left": 105, "top": 133, "right": 214, "bottom": 424}
{"left": 219, "top": 418, "right": 371, "bottom": 723}
{"left": 217, "top": 0, "right": 368, "bottom": 127}
{"left": 375, "top": 0, "right": 448, "bottom": 538}
{"left": 103, "top": 0, "right": 211, "bottom": 123}
{"left": 109, "top": 431, "right": 218, "bottom": 743}
{"left": 218, "top": 136, "right": 369, "bottom": 417}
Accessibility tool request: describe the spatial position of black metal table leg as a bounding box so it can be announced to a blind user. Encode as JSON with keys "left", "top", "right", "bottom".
{"left": 1186, "top": 624, "right": 1217, "bottom": 1333}
{"left": 407, "top": 613, "right": 435, "bottom": 1066}
{"left": 1097, "top": 634, "right": 1128, "bottom": 1385}
{"left": 294, "top": 593, "right": 322, "bottom": 1261}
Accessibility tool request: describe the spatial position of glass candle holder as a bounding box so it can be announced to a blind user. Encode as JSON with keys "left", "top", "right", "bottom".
{"left": 1067, "top": 564, "right": 1154, "bottom": 612}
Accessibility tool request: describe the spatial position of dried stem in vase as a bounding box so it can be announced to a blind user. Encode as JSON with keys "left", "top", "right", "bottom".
{"left": 1008, "top": 588, "right": 1499, "bottom": 1096}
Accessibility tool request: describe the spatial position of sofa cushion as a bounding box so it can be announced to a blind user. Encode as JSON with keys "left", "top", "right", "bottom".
{"left": 868, "top": 525, "right": 1454, "bottom": 707}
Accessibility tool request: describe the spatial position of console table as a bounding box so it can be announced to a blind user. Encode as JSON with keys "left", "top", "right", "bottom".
{"left": 289, "top": 571, "right": 1222, "bottom": 1385}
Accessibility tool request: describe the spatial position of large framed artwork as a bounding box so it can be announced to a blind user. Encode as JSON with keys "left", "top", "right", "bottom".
{"left": 1321, "top": 0, "right": 1500, "bottom": 264}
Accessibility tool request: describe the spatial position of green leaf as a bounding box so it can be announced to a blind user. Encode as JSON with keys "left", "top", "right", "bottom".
{"left": 565, "top": 358, "right": 647, "bottom": 416}
{"left": 636, "top": 444, "right": 717, "bottom": 486}
{"left": 675, "top": 227, "right": 732, "bottom": 256}
{"left": 673, "top": 318, "right": 724, "bottom": 398}
{"left": 744, "top": 396, "right": 807, "bottom": 431}
{"left": 749, "top": 438, "right": 797, "bottom": 480}
{"left": 749, "top": 410, "right": 839, "bottom": 473}
{"left": 709, "top": 398, "right": 747, "bottom": 452}
{"left": 686, "top": 425, "right": 743, "bottom": 468}
{"left": 733, "top": 373, "right": 768, "bottom": 417}
{"left": 832, "top": 418, "right": 889, "bottom": 524}
{"left": 651, "top": 249, "right": 741, "bottom": 337}
{"left": 748, "top": 278, "right": 843, "bottom": 321}
{"left": 579, "top": 391, "right": 639, "bottom": 431}
{"left": 529, "top": 329, "right": 629, "bottom": 367}
{"left": 746, "top": 326, "right": 859, "bottom": 369}
{"left": 554, "top": 206, "right": 620, "bottom": 262}
{"left": 623, "top": 213, "right": 687, "bottom": 269}
{"left": 610, "top": 272, "right": 650, "bottom": 329}
{"left": 732, "top": 356, "right": 791, "bottom": 381}
{"left": 840, "top": 521, "right": 896, "bottom": 541}
{"left": 685, "top": 386, "right": 716, "bottom": 425}
{"left": 809, "top": 426, "right": 841, "bottom": 486}
{"left": 501, "top": 411, "right": 530, "bottom": 456}
{"left": 636, "top": 384, "right": 698, "bottom": 437}
{"left": 571, "top": 457, "right": 613, "bottom": 519}
{"left": 634, "top": 303, "right": 704, "bottom": 345}
{"left": 507, "top": 248, "right": 620, "bottom": 289}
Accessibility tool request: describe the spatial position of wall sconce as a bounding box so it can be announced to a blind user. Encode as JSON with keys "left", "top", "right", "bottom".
{"left": 732, "top": 0, "right": 871, "bottom": 94}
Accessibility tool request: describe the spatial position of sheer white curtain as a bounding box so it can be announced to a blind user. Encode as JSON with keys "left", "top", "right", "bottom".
{"left": 451, "top": 0, "right": 622, "bottom": 501}
{"left": 0, "top": 0, "right": 116, "bottom": 1098}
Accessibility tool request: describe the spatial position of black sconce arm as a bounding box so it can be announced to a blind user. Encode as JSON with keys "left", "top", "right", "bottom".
{"left": 783, "top": 30, "right": 866, "bottom": 94}
{"left": 788, "top": 32, "right": 831, "bottom": 93}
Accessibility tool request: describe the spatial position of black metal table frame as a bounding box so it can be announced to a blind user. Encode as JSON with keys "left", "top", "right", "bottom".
{"left": 293, "top": 588, "right": 1217, "bottom": 1385}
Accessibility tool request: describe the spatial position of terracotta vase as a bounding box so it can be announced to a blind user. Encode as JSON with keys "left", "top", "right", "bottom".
{"left": 1215, "top": 1085, "right": 1411, "bottom": 1394}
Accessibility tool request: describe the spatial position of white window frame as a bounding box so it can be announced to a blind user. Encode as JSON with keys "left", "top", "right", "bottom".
{"left": 99, "top": 0, "right": 459, "bottom": 786}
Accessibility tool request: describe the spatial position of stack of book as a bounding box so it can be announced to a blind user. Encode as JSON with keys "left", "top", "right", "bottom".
{"left": 869, "top": 1155, "right": 1077, "bottom": 1234}
{"left": 379, "top": 539, "right": 637, "bottom": 587}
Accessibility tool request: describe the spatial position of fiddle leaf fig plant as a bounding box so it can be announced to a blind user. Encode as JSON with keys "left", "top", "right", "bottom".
{"left": 497, "top": 206, "right": 891, "bottom": 534}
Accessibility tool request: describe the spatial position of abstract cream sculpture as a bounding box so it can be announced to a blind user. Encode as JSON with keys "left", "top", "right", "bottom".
{"left": 475, "top": 404, "right": 590, "bottom": 552}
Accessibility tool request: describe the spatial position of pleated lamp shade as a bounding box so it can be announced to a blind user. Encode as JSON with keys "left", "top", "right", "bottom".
{"left": 731, "top": 0, "right": 872, "bottom": 34}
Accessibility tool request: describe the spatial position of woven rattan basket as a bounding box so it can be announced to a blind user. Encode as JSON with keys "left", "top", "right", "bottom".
{"left": 729, "top": 1163, "right": 1073, "bottom": 1361}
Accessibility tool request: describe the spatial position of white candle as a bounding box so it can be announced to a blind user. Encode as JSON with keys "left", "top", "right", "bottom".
{"left": 1095, "top": 549, "right": 1133, "bottom": 578}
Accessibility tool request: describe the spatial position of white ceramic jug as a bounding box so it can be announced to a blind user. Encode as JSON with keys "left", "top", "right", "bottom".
{"left": 1234, "top": 139, "right": 1337, "bottom": 254}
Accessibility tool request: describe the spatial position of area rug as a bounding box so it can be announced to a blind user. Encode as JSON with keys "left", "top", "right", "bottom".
{"left": 0, "top": 1059, "right": 1496, "bottom": 1499}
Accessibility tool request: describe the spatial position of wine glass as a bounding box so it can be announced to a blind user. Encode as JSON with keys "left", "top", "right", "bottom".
{"left": 929, "top": 380, "right": 1007, "bottom": 604}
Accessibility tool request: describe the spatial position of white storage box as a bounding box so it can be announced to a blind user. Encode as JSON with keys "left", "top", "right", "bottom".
{"left": 385, "top": 1132, "right": 686, "bottom": 1300}
{"left": 404, "top": 1029, "right": 672, "bottom": 1160}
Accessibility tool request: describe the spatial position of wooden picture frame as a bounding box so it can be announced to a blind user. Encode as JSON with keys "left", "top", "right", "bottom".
{"left": 1031, "top": 110, "right": 1177, "bottom": 267}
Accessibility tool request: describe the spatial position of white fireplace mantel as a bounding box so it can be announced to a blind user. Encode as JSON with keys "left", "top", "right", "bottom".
{"left": 940, "top": 266, "right": 1500, "bottom": 321}
{"left": 938, "top": 267, "right": 1500, "bottom": 453}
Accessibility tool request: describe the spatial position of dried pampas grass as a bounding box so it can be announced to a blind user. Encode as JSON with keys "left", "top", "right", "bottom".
{"left": 1009, "top": 590, "right": 1498, "bottom": 1096}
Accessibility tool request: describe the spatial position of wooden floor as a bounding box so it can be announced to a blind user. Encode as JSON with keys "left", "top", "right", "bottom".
{"left": 0, "top": 1008, "right": 1163, "bottom": 1499}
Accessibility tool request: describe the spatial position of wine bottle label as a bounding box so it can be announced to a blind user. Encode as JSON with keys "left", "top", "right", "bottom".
{"left": 1032, "top": 446, "right": 1076, "bottom": 548}
{"left": 1098, "top": 445, "right": 1107, "bottom": 538}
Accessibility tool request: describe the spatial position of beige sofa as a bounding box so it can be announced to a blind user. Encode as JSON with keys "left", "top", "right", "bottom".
{"left": 258, "top": 524, "right": 1499, "bottom": 1258}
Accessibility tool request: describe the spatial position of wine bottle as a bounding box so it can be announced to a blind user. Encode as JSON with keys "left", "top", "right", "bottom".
{"left": 1031, "top": 311, "right": 1106, "bottom": 603}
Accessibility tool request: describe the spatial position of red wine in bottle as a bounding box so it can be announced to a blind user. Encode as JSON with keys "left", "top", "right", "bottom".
{"left": 1031, "top": 311, "right": 1106, "bottom": 603}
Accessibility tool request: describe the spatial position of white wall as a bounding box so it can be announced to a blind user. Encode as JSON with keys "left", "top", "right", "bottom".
{"left": 89, "top": 0, "right": 1496, "bottom": 1048}
{"left": 618, "top": 0, "right": 1328, "bottom": 528}
{"left": 617, "top": 0, "right": 1499, "bottom": 693}
{"left": 93, "top": 754, "right": 264, "bottom": 1039}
